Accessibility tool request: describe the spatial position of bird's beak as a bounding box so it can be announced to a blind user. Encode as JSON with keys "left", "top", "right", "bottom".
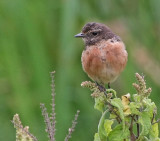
{"left": 75, "top": 33, "right": 85, "bottom": 38}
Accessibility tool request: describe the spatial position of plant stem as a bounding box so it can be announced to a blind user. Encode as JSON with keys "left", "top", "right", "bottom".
{"left": 152, "top": 118, "right": 160, "bottom": 125}
{"left": 129, "top": 115, "right": 136, "bottom": 141}
{"left": 136, "top": 115, "right": 140, "bottom": 138}
{"left": 151, "top": 110, "right": 156, "bottom": 124}
{"left": 107, "top": 101, "right": 122, "bottom": 123}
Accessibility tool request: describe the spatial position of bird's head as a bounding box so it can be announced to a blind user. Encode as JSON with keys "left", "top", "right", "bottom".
{"left": 75, "top": 22, "right": 116, "bottom": 46}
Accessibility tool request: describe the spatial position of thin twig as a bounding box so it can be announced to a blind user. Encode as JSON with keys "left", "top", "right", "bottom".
{"left": 112, "top": 109, "right": 122, "bottom": 123}
{"left": 129, "top": 115, "right": 134, "bottom": 132}
{"left": 107, "top": 102, "right": 122, "bottom": 123}
{"left": 151, "top": 113, "right": 155, "bottom": 124}
{"left": 50, "top": 71, "right": 56, "bottom": 140}
{"left": 136, "top": 107, "right": 143, "bottom": 138}
{"left": 65, "top": 110, "right": 80, "bottom": 141}
{"left": 40, "top": 103, "right": 54, "bottom": 141}
{"left": 151, "top": 109, "right": 157, "bottom": 124}
{"left": 152, "top": 118, "right": 160, "bottom": 125}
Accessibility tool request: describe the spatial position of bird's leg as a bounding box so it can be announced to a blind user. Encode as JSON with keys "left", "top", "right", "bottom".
{"left": 108, "top": 82, "right": 111, "bottom": 89}
{"left": 95, "top": 82, "right": 106, "bottom": 91}
{"left": 95, "top": 82, "right": 107, "bottom": 95}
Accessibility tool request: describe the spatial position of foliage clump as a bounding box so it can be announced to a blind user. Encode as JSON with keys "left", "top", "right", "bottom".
{"left": 82, "top": 73, "right": 160, "bottom": 141}
{"left": 12, "top": 72, "right": 160, "bottom": 141}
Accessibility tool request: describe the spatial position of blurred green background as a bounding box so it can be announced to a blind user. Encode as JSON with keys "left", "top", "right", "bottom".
{"left": 1, "top": 0, "right": 160, "bottom": 140}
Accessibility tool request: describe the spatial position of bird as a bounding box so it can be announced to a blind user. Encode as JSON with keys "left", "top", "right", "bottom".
{"left": 75, "top": 22, "right": 128, "bottom": 92}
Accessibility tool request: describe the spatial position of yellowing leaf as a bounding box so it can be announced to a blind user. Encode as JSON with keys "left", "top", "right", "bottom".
{"left": 94, "top": 133, "right": 101, "bottom": 141}
{"left": 94, "top": 96, "right": 105, "bottom": 112}
{"left": 121, "top": 94, "right": 131, "bottom": 115}
{"left": 149, "top": 120, "right": 159, "bottom": 140}
{"left": 122, "top": 94, "right": 130, "bottom": 105}
{"left": 104, "top": 119, "right": 113, "bottom": 136}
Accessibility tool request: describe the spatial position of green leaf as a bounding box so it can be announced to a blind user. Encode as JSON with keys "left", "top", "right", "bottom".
{"left": 104, "top": 119, "right": 114, "bottom": 136}
{"left": 143, "top": 99, "right": 156, "bottom": 118}
{"left": 133, "top": 94, "right": 141, "bottom": 102}
{"left": 149, "top": 121, "right": 159, "bottom": 140}
{"left": 108, "top": 124, "right": 130, "bottom": 141}
{"left": 109, "top": 113, "right": 117, "bottom": 119}
{"left": 94, "top": 133, "right": 101, "bottom": 141}
{"left": 129, "top": 102, "right": 141, "bottom": 115}
{"left": 137, "top": 112, "right": 151, "bottom": 140}
{"left": 98, "top": 110, "right": 108, "bottom": 141}
{"left": 106, "top": 89, "right": 117, "bottom": 98}
{"left": 137, "top": 136, "right": 149, "bottom": 141}
{"left": 154, "top": 139, "right": 160, "bottom": 141}
{"left": 94, "top": 96, "right": 105, "bottom": 112}
{"left": 110, "top": 98, "right": 125, "bottom": 130}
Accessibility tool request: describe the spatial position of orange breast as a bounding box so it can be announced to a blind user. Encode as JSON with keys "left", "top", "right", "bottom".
{"left": 81, "top": 40, "right": 128, "bottom": 84}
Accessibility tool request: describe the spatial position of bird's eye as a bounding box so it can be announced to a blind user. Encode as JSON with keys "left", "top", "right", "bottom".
{"left": 92, "top": 32, "right": 98, "bottom": 36}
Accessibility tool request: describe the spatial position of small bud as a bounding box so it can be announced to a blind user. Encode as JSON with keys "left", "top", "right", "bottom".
{"left": 107, "top": 93, "right": 113, "bottom": 99}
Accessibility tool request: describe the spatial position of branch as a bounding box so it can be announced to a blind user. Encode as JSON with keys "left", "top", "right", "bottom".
{"left": 152, "top": 118, "right": 160, "bottom": 125}
{"left": 129, "top": 115, "right": 136, "bottom": 141}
